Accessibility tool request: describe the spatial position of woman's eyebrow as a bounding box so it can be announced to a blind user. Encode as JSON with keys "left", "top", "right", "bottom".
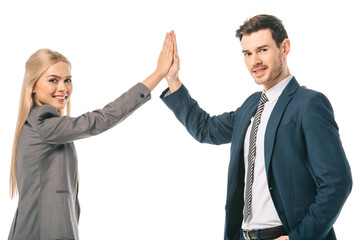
{"left": 46, "top": 74, "right": 72, "bottom": 78}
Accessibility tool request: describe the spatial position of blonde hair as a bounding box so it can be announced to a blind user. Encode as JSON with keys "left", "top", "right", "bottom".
{"left": 10, "top": 49, "right": 71, "bottom": 198}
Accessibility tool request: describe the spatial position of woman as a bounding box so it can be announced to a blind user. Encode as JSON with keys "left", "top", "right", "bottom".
{"left": 8, "top": 32, "right": 174, "bottom": 240}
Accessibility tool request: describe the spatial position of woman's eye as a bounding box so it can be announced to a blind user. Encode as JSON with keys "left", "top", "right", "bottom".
{"left": 49, "top": 79, "right": 57, "bottom": 83}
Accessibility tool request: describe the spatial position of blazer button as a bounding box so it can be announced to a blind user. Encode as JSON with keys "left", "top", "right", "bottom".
{"left": 140, "top": 93, "right": 145, "bottom": 98}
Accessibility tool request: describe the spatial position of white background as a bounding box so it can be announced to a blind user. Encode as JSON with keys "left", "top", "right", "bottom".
{"left": 0, "top": 0, "right": 358, "bottom": 239}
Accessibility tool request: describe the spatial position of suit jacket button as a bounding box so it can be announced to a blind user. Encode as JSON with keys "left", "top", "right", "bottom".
{"left": 140, "top": 93, "right": 145, "bottom": 98}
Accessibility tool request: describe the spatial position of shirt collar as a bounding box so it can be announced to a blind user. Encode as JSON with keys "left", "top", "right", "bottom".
{"left": 264, "top": 75, "right": 293, "bottom": 103}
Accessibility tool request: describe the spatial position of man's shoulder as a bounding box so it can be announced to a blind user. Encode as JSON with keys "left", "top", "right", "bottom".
{"left": 294, "top": 85, "right": 329, "bottom": 102}
{"left": 289, "top": 85, "right": 334, "bottom": 114}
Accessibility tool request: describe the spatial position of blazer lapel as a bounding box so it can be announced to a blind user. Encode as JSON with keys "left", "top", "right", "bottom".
{"left": 232, "top": 92, "right": 262, "bottom": 151}
{"left": 264, "top": 77, "right": 299, "bottom": 175}
{"left": 237, "top": 99, "right": 259, "bottom": 145}
{"left": 227, "top": 93, "right": 260, "bottom": 194}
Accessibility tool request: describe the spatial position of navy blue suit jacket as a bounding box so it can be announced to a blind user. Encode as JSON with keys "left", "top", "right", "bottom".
{"left": 161, "top": 77, "right": 352, "bottom": 240}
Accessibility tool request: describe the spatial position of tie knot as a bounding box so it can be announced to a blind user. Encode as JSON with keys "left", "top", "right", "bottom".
{"left": 259, "top": 93, "right": 268, "bottom": 105}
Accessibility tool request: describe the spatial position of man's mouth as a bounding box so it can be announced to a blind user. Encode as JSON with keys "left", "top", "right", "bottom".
{"left": 252, "top": 66, "right": 267, "bottom": 76}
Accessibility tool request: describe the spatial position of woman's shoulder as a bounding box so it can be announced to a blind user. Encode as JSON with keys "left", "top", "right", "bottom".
{"left": 27, "top": 105, "right": 61, "bottom": 125}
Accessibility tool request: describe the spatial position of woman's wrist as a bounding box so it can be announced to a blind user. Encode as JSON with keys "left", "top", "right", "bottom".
{"left": 154, "top": 68, "right": 168, "bottom": 80}
{"left": 142, "top": 71, "right": 164, "bottom": 91}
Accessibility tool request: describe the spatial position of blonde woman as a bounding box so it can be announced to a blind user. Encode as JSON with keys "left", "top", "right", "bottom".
{"left": 8, "top": 32, "right": 174, "bottom": 240}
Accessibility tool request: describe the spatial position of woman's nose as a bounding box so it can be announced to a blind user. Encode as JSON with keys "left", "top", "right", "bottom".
{"left": 57, "top": 80, "right": 67, "bottom": 92}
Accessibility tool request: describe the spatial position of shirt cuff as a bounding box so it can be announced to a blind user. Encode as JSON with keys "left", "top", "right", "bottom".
{"left": 160, "top": 87, "right": 171, "bottom": 98}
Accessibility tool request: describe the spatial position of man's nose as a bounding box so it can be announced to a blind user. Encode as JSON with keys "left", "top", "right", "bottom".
{"left": 251, "top": 53, "right": 262, "bottom": 66}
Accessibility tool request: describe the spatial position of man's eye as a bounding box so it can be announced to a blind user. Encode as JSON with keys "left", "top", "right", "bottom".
{"left": 244, "top": 52, "right": 251, "bottom": 56}
{"left": 65, "top": 79, "right": 72, "bottom": 83}
{"left": 260, "top": 49, "right": 267, "bottom": 52}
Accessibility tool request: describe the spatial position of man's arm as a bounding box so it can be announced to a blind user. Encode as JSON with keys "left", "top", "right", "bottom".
{"left": 165, "top": 30, "right": 182, "bottom": 94}
{"left": 161, "top": 84, "right": 234, "bottom": 145}
{"left": 161, "top": 31, "right": 234, "bottom": 145}
{"left": 289, "top": 92, "right": 352, "bottom": 240}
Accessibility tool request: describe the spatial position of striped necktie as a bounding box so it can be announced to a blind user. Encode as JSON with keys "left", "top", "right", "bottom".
{"left": 243, "top": 92, "right": 269, "bottom": 223}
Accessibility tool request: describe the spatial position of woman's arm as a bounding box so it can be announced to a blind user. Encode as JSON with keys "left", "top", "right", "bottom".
{"left": 30, "top": 32, "right": 175, "bottom": 144}
{"left": 31, "top": 83, "right": 150, "bottom": 144}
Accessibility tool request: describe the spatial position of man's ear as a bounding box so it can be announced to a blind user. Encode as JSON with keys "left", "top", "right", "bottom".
{"left": 281, "top": 39, "right": 290, "bottom": 57}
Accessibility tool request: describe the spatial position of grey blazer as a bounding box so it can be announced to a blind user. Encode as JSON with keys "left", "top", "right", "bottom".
{"left": 8, "top": 83, "right": 150, "bottom": 240}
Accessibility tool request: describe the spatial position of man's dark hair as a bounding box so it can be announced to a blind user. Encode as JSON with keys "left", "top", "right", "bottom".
{"left": 236, "top": 14, "right": 288, "bottom": 47}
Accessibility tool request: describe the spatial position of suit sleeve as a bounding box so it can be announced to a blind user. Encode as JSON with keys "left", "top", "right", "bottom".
{"left": 31, "top": 83, "right": 151, "bottom": 144}
{"left": 289, "top": 92, "right": 352, "bottom": 240}
{"left": 161, "top": 84, "right": 234, "bottom": 145}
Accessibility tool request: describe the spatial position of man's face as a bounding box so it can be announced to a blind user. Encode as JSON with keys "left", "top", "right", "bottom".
{"left": 241, "top": 29, "right": 289, "bottom": 91}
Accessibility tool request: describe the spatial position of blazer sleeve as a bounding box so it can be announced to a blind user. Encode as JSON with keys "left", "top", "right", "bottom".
{"left": 289, "top": 92, "right": 352, "bottom": 240}
{"left": 29, "top": 82, "right": 151, "bottom": 144}
{"left": 161, "top": 84, "right": 234, "bottom": 145}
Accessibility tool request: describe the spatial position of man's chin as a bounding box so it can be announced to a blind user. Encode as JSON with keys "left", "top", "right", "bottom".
{"left": 253, "top": 76, "right": 267, "bottom": 86}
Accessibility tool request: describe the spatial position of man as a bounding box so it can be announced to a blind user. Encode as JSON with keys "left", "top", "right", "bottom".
{"left": 161, "top": 15, "right": 352, "bottom": 240}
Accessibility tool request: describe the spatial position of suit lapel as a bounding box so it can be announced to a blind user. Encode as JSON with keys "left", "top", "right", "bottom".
{"left": 232, "top": 92, "right": 262, "bottom": 152}
{"left": 264, "top": 77, "right": 299, "bottom": 175}
{"left": 237, "top": 100, "right": 259, "bottom": 144}
{"left": 228, "top": 93, "right": 260, "bottom": 193}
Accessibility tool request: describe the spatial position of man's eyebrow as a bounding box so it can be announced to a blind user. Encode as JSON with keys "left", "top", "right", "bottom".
{"left": 242, "top": 45, "right": 271, "bottom": 53}
{"left": 257, "top": 45, "right": 270, "bottom": 49}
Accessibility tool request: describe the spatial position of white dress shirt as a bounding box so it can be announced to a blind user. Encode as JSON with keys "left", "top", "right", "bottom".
{"left": 242, "top": 75, "right": 293, "bottom": 230}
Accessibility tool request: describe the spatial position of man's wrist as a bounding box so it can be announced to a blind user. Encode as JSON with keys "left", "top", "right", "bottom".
{"left": 166, "top": 77, "right": 182, "bottom": 94}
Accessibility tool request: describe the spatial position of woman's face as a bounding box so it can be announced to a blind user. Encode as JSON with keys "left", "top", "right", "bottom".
{"left": 32, "top": 61, "right": 72, "bottom": 111}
